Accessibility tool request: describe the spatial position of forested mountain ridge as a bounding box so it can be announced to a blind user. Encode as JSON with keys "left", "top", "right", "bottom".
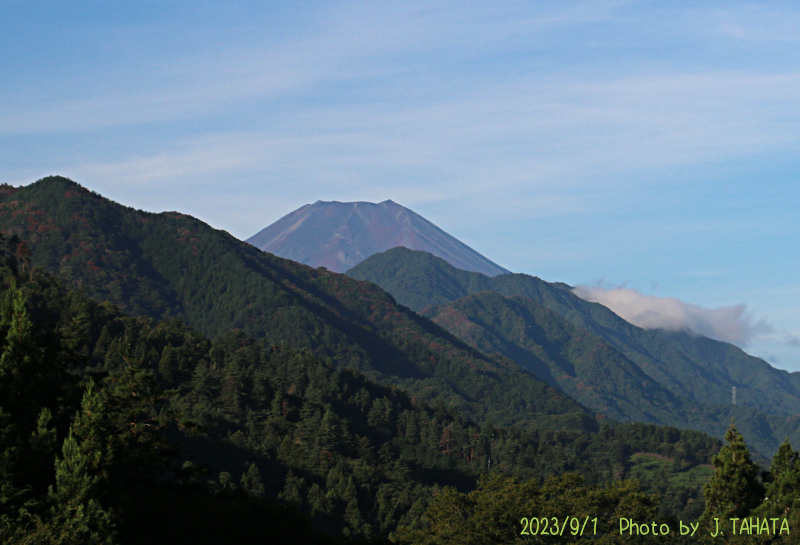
{"left": 348, "top": 247, "right": 800, "bottom": 457}
{"left": 420, "top": 290, "right": 800, "bottom": 458}
{"left": 0, "top": 176, "right": 589, "bottom": 431}
{"left": 421, "top": 290, "right": 690, "bottom": 424}
{"left": 0, "top": 238, "right": 726, "bottom": 543}
{"left": 347, "top": 247, "right": 800, "bottom": 415}
{"left": 4, "top": 177, "right": 800, "bottom": 543}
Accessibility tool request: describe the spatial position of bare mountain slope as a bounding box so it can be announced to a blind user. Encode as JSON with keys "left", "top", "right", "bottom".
{"left": 247, "top": 199, "right": 509, "bottom": 276}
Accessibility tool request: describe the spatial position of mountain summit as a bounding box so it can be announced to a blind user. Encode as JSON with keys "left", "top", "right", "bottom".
{"left": 246, "top": 199, "right": 510, "bottom": 276}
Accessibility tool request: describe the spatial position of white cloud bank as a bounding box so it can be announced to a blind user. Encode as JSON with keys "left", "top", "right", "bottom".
{"left": 572, "top": 285, "right": 772, "bottom": 347}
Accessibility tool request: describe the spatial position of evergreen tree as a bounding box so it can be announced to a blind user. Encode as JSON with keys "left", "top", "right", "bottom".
{"left": 24, "top": 407, "right": 59, "bottom": 494}
{"left": 308, "top": 483, "right": 332, "bottom": 517}
{"left": 43, "top": 434, "right": 116, "bottom": 544}
{"left": 240, "top": 462, "right": 265, "bottom": 498}
{"left": 280, "top": 470, "right": 305, "bottom": 507}
{"left": 755, "top": 439, "right": 800, "bottom": 521}
{"left": 218, "top": 471, "right": 236, "bottom": 492}
{"left": 99, "top": 358, "right": 177, "bottom": 487}
{"left": 42, "top": 384, "right": 116, "bottom": 545}
{"left": 702, "top": 423, "right": 763, "bottom": 521}
{"left": 0, "top": 283, "right": 51, "bottom": 425}
{"left": 0, "top": 407, "right": 27, "bottom": 539}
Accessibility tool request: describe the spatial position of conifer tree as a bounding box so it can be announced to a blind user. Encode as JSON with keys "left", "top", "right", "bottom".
{"left": 24, "top": 407, "right": 59, "bottom": 493}
{"left": 316, "top": 409, "right": 338, "bottom": 452}
{"left": 0, "top": 282, "right": 65, "bottom": 432}
{"left": 702, "top": 422, "right": 763, "bottom": 521}
{"left": 0, "top": 284, "right": 40, "bottom": 423}
{"left": 99, "top": 358, "right": 176, "bottom": 486}
{"left": 218, "top": 471, "right": 236, "bottom": 491}
{"left": 755, "top": 439, "right": 800, "bottom": 522}
{"left": 280, "top": 470, "right": 305, "bottom": 507}
{"left": 44, "top": 383, "right": 116, "bottom": 545}
{"left": 45, "top": 434, "right": 116, "bottom": 544}
{"left": 343, "top": 498, "right": 366, "bottom": 537}
{"left": 0, "top": 407, "right": 25, "bottom": 535}
{"left": 307, "top": 483, "right": 331, "bottom": 517}
{"left": 240, "top": 462, "right": 265, "bottom": 498}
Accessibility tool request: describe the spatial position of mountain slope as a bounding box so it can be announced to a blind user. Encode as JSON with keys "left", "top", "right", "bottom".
{"left": 0, "top": 250, "right": 725, "bottom": 539}
{"left": 246, "top": 199, "right": 509, "bottom": 276}
{"left": 421, "top": 291, "right": 689, "bottom": 424}
{"left": 0, "top": 176, "right": 587, "bottom": 431}
{"left": 347, "top": 247, "right": 800, "bottom": 456}
{"left": 348, "top": 247, "right": 800, "bottom": 418}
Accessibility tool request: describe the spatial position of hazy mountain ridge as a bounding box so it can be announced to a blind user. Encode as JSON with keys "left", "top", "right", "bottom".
{"left": 0, "top": 176, "right": 587, "bottom": 431}
{"left": 348, "top": 247, "right": 800, "bottom": 415}
{"left": 1, "top": 176, "right": 787, "bottom": 461}
{"left": 247, "top": 199, "right": 509, "bottom": 276}
{"left": 348, "top": 247, "right": 800, "bottom": 456}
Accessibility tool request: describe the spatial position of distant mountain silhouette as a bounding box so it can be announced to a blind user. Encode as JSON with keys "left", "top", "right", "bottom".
{"left": 246, "top": 199, "right": 510, "bottom": 276}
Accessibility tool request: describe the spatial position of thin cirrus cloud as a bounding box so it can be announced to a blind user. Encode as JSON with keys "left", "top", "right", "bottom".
{"left": 5, "top": 2, "right": 800, "bottom": 200}
{"left": 572, "top": 285, "right": 773, "bottom": 347}
{"left": 61, "top": 68, "right": 800, "bottom": 199}
{"left": 27, "top": 62, "right": 793, "bottom": 246}
{"left": 701, "top": 4, "right": 800, "bottom": 42}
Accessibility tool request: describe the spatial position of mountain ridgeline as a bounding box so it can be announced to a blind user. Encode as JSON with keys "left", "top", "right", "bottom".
{"left": 0, "top": 177, "right": 585, "bottom": 431}
{"left": 0, "top": 177, "right": 741, "bottom": 543}
{"left": 246, "top": 199, "right": 509, "bottom": 276}
{"left": 0, "top": 245, "right": 725, "bottom": 543}
{"left": 347, "top": 247, "right": 800, "bottom": 457}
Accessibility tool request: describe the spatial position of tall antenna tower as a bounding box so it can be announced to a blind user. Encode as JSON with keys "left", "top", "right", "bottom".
{"left": 732, "top": 386, "right": 736, "bottom": 405}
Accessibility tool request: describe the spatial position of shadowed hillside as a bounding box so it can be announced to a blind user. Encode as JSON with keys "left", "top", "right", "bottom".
{"left": 0, "top": 176, "right": 586, "bottom": 431}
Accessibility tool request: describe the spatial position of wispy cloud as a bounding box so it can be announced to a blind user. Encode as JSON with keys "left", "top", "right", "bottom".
{"left": 572, "top": 285, "right": 773, "bottom": 346}
{"left": 785, "top": 334, "right": 800, "bottom": 347}
{"left": 697, "top": 4, "right": 800, "bottom": 43}
{"left": 1, "top": 2, "right": 625, "bottom": 136}
{"left": 56, "top": 67, "right": 800, "bottom": 223}
{"left": 6, "top": 1, "right": 800, "bottom": 203}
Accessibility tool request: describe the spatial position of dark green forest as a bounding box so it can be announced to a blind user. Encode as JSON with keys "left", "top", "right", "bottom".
{"left": 0, "top": 177, "right": 593, "bottom": 432}
{"left": 1, "top": 177, "right": 799, "bottom": 543}
{"left": 0, "top": 243, "right": 725, "bottom": 542}
{"left": 349, "top": 247, "right": 800, "bottom": 458}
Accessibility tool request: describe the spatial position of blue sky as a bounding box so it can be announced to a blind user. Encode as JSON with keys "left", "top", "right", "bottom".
{"left": 2, "top": 1, "right": 800, "bottom": 370}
